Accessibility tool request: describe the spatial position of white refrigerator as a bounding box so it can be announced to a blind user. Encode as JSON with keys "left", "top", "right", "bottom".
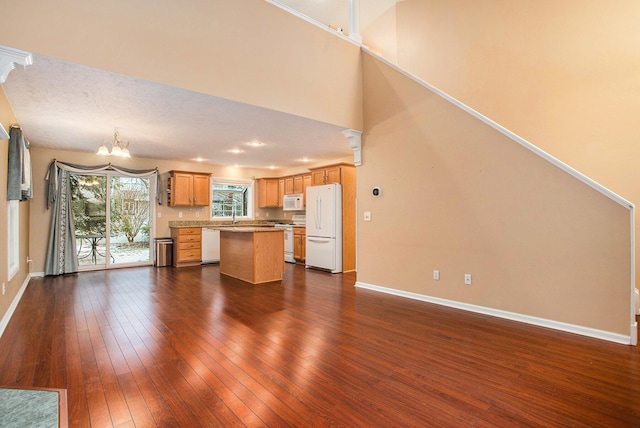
{"left": 305, "top": 183, "right": 342, "bottom": 273}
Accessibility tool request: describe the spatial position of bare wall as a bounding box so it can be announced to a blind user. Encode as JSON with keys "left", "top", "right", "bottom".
{"left": 0, "top": 88, "right": 30, "bottom": 326}
{"left": 393, "top": 0, "right": 640, "bottom": 287}
{"left": 0, "top": 0, "right": 362, "bottom": 131}
{"left": 358, "top": 52, "right": 631, "bottom": 335}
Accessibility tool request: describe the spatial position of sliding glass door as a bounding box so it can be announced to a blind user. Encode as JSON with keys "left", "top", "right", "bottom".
{"left": 70, "top": 173, "right": 152, "bottom": 270}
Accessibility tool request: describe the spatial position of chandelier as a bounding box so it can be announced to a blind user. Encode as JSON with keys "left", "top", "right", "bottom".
{"left": 96, "top": 129, "right": 131, "bottom": 158}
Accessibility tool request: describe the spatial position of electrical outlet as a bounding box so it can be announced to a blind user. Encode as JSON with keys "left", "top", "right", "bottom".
{"left": 157, "top": 211, "right": 162, "bottom": 218}
{"left": 364, "top": 211, "right": 372, "bottom": 222}
{"left": 2, "top": 283, "right": 5, "bottom": 296}
{"left": 195, "top": 211, "right": 200, "bottom": 218}
{"left": 433, "top": 270, "right": 440, "bottom": 280}
{"left": 179, "top": 211, "right": 183, "bottom": 218}
{"left": 464, "top": 274, "right": 472, "bottom": 285}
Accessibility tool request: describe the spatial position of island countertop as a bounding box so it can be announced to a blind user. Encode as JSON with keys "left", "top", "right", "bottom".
{"left": 216, "top": 226, "right": 282, "bottom": 233}
{"left": 219, "top": 228, "right": 285, "bottom": 284}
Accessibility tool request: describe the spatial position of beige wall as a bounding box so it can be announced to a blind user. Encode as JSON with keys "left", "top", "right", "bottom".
{"left": 0, "top": 0, "right": 362, "bottom": 131}
{"left": 358, "top": 52, "right": 631, "bottom": 335}
{"left": 0, "top": 88, "right": 30, "bottom": 325}
{"left": 393, "top": 0, "right": 640, "bottom": 286}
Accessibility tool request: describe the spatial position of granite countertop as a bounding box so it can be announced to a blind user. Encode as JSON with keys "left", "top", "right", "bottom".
{"left": 169, "top": 220, "right": 288, "bottom": 228}
{"left": 218, "top": 226, "right": 284, "bottom": 233}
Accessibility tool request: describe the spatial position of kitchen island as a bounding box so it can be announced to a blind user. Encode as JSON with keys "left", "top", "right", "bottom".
{"left": 219, "top": 227, "right": 285, "bottom": 284}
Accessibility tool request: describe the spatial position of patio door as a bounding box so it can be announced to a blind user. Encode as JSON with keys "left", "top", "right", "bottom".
{"left": 71, "top": 173, "right": 153, "bottom": 270}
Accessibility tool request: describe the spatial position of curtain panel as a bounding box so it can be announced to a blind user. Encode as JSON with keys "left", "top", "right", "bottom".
{"left": 44, "top": 160, "right": 159, "bottom": 276}
{"left": 7, "top": 126, "right": 32, "bottom": 201}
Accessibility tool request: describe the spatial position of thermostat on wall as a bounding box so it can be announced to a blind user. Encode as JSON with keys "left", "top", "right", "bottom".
{"left": 372, "top": 187, "right": 381, "bottom": 197}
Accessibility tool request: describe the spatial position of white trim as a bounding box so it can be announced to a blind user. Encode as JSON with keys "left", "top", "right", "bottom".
{"left": 361, "top": 48, "right": 636, "bottom": 345}
{"left": 631, "top": 208, "right": 637, "bottom": 345}
{"left": 342, "top": 129, "right": 362, "bottom": 166}
{"left": 355, "top": 281, "right": 634, "bottom": 345}
{"left": 0, "top": 45, "right": 33, "bottom": 84}
{"left": 264, "top": 0, "right": 362, "bottom": 47}
{"left": 361, "top": 49, "right": 632, "bottom": 210}
{"left": 0, "top": 273, "right": 39, "bottom": 339}
{"left": 7, "top": 200, "right": 19, "bottom": 281}
{"left": 348, "top": 0, "right": 362, "bottom": 43}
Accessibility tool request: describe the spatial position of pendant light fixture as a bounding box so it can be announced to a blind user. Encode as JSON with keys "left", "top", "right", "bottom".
{"left": 97, "top": 128, "right": 131, "bottom": 158}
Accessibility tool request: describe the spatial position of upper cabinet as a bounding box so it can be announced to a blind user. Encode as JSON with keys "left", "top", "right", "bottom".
{"left": 309, "top": 163, "right": 350, "bottom": 186}
{"left": 284, "top": 174, "right": 309, "bottom": 195}
{"left": 258, "top": 178, "right": 281, "bottom": 208}
{"left": 168, "top": 171, "right": 211, "bottom": 207}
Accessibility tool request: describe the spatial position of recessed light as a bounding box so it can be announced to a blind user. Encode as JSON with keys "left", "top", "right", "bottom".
{"left": 269, "top": 165, "right": 276, "bottom": 169}
{"left": 301, "top": 157, "right": 310, "bottom": 163}
{"left": 228, "top": 149, "right": 243, "bottom": 154}
{"left": 234, "top": 164, "right": 240, "bottom": 168}
{"left": 247, "top": 140, "right": 264, "bottom": 147}
{"left": 194, "top": 157, "right": 205, "bottom": 162}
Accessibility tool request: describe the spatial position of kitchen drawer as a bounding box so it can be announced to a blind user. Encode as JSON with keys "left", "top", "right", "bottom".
{"left": 177, "top": 234, "right": 201, "bottom": 243}
{"left": 176, "top": 249, "right": 201, "bottom": 261}
{"left": 178, "top": 242, "right": 201, "bottom": 250}
{"left": 171, "top": 227, "right": 202, "bottom": 267}
{"left": 177, "top": 227, "right": 200, "bottom": 236}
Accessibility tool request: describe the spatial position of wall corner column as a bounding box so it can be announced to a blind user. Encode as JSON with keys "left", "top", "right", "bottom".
{"left": 343, "top": 129, "right": 362, "bottom": 166}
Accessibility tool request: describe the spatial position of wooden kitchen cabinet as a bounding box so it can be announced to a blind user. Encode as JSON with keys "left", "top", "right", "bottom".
{"left": 310, "top": 164, "right": 344, "bottom": 185}
{"left": 168, "top": 171, "right": 211, "bottom": 207}
{"left": 302, "top": 174, "right": 311, "bottom": 205}
{"left": 284, "top": 176, "right": 294, "bottom": 195}
{"left": 278, "top": 179, "right": 285, "bottom": 207}
{"left": 171, "top": 227, "right": 202, "bottom": 267}
{"left": 284, "top": 174, "right": 305, "bottom": 195}
{"left": 258, "top": 178, "right": 280, "bottom": 208}
{"left": 293, "top": 227, "right": 305, "bottom": 262}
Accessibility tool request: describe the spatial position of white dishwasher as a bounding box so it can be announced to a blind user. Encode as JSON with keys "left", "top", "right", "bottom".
{"left": 201, "top": 228, "right": 220, "bottom": 264}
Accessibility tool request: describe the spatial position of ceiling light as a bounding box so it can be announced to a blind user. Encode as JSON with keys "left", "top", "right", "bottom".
{"left": 301, "top": 157, "right": 310, "bottom": 163}
{"left": 97, "top": 129, "right": 131, "bottom": 158}
{"left": 228, "top": 149, "right": 243, "bottom": 154}
{"left": 247, "top": 140, "right": 264, "bottom": 147}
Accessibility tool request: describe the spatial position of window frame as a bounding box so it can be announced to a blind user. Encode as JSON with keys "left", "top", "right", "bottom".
{"left": 210, "top": 177, "right": 255, "bottom": 220}
{"left": 8, "top": 200, "right": 19, "bottom": 281}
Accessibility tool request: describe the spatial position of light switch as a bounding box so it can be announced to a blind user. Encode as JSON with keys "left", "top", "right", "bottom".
{"left": 364, "top": 211, "right": 372, "bottom": 221}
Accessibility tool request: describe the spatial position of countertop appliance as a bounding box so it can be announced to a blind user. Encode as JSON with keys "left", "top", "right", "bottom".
{"left": 201, "top": 228, "right": 220, "bottom": 264}
{"left": 275, "top": 215, "right": 306, "bottom": 263}
{"left": 275, "top": 223, "right": 295, "bottom": 263}
{"left": 283, "top": 194, "right": 304, "bottom": 211}
{"left": 306, "top": 183, "right": 342, "bottom": 273}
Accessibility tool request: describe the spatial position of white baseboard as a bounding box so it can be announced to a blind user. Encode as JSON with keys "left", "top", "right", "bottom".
{"left": 355, "top": 281, "right": 633, "bottom": 345}
{"left": 0, "top": 272, "right": 39, "bottom": 339}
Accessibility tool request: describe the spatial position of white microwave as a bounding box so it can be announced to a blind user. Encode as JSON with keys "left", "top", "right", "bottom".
{"left": 283, "top": 194, "right": 304, "bottom": 211}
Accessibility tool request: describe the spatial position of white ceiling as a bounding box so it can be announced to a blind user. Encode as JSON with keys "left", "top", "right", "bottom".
{"left": 2, "top": 54, "right": 352, "bottom": 169}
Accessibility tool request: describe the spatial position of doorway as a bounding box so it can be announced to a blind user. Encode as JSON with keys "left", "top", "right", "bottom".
{"left": 70, "top": 173, "right": 154, "bottom": 270}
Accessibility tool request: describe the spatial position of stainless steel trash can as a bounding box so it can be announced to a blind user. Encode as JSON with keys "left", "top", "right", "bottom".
{"left": 154, "top": 238, "right": 173, "bottom": 267}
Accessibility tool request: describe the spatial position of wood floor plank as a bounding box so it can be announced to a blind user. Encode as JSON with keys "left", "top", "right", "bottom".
{"left": 1, "top": 264, "right": 640, "bottom": 427}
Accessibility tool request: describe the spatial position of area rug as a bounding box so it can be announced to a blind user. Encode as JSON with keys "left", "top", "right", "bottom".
{"left": 0, "top": 387, "right": 68, "bottom": 428}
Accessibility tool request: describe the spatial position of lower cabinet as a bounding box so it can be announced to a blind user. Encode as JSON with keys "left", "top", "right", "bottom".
{"left": 171, "top": 227, "right": 202, "bottom": 267}
{"left": 293, "top": 227, "right": 305, "bottom": 262}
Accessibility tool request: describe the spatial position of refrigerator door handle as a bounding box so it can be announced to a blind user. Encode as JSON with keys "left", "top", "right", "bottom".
{"left": 316, "top": 195, "right": 321, "bottom": 229}
{"left": 308, "top": 238, "right": 329, "bottom": 244}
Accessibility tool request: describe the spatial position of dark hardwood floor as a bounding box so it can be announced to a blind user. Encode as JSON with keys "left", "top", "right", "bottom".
{"left": 1, "top": 264, "right": 640, "bottom": 427}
